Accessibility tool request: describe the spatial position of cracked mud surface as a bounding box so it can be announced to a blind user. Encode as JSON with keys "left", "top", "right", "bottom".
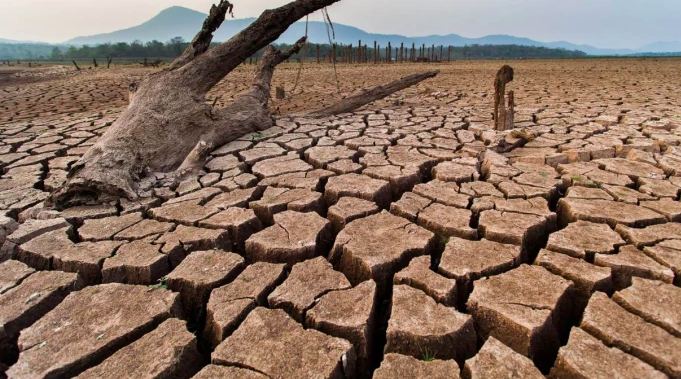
{"left": 1, "top": 58, "right": 681, "bottom": 378}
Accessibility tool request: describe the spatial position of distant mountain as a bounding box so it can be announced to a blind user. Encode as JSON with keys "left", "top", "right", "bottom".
{"left": 55, "top": 6, "right": 681, "bottom": 56}
{"left": 0, "top": 38, "right": 29, "bottom": 43}
{"left": 637, "top": 41, "right": 681, "bottom": 53}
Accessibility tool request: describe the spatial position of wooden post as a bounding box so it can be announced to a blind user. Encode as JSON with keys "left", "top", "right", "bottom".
{"left": 333, "top": 43, "right": 337, "bottom": 64}
{"left": 411, "top": 43, "right": 415, "bottom": 62}
{"left": 316, "top": 44, "right": 320, "bottom": 64}
{"left": 494, "top": 65, "right": 515, "bottom": 130}
{"left": 448, "top": 46, "right": 451, "bottom": 62}
{"left": 400, "top": 43, "right": 404, "bottom": 63}
{"left": 439, "top": 46, "right": 443, "bottom": 62}
{"left": 374, "top": 41, "right": 377, "bottom": 64}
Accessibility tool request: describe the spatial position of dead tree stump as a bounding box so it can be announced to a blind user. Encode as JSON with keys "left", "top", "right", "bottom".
{"left": 494, "top": 65, "right": 515, "bottom": 131}
{"left": 49, "top": 0, "right": 439, "bottom": 208}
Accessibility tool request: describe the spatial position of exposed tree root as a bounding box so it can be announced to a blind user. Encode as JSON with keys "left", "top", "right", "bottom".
{"left": 48, "top": 0, "right": 438, "bottom": 208}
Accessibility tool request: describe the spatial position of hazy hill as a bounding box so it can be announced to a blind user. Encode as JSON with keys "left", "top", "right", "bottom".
{"left": 64, "top": 6, "right": 635, "bottom": 55}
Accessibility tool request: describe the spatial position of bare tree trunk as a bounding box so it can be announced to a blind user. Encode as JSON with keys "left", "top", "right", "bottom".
{"left": 49, "top": 0, "right": 438, "bottom": 208}
{"left": 494, "top": 65, "right": 514, "bottom": 131}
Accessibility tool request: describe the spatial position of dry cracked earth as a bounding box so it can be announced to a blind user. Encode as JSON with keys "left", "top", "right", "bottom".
{"left": 0, "top": 58, "right": 681, "bottom": 379}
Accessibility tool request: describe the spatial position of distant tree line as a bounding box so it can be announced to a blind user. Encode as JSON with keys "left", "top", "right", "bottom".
{"left": 1, "top": 37, "right": 588, "bottom": 61}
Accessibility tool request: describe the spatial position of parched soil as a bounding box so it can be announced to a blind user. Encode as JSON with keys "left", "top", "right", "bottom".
{"left": 0, "top": 58, "right": 680, "bottom": 379}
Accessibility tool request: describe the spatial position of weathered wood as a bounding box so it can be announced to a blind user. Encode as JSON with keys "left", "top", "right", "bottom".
{"left": 50, "top": 0, "right": 437, "bottom": 208}
{"left": 308, "top": 71, "right": 439, "bottom": 117}
{"left": 494, "top": 65, "right": 515, "bottom": 131}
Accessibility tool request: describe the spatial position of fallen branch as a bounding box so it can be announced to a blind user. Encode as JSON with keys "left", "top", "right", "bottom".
{"left": 307, "top": 70, "right": 439, "bottom": 117}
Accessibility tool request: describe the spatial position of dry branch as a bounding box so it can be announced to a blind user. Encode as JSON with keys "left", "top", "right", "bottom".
{"left": 308, "top": 70, "right": 439, "bottom": 117}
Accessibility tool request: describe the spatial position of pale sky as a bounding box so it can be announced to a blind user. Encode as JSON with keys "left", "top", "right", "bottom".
{"left": 0, "top": 0, "right": 679, "bottom": 48}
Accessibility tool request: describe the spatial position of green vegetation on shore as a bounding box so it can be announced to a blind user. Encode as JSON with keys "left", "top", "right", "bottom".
{"left": 1, "top": 38, "right": 588, "bottom": 61}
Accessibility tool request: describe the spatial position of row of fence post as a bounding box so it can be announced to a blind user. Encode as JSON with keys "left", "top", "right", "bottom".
{"left": 246, "top": 41, "right": 456, "bottom": 65}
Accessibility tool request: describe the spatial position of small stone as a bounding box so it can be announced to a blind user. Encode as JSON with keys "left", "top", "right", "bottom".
{"left": 547, "top": 220, "right": 625, "bottom": 260}
{"left": 581, "top": 292, "right": 681, "bottom": 378}
{"left": 75, "top": 318, "right": 201, "bottom": 379}
{"left": 329, "top": 211, "right": 434, "bottom": 285}
{"left": 551, "top": 327, "right": 667, "bottom": 379}
{"left": 394, "top": 256, "right": 457, "bottom": 306}
{"left": 385, "top": 285, "right": 476, "bottom": 362}
{"left": 212, "top": 307, "right": 356, "bottom": 379}
{"left": 612, "top": 277, "right": 681, "bottom": 337}
{"left": 373, "top": 353, "right": 460, "bottom": 379}
{"left": 326, "top": 197, "right": 380, "bottom": 233}
{"left": 268, "top": 257, "right": 350, "bottom": 322}
{"left": 594, "top": 245, "right": 674, "bottom": 289}
{"left": 245, "top": 211, "right": 332, "bottom": 264}
{"left": 467, "top": 265, "right": 573, "bottom": 366}
{"left": 462, "top": 336, "right": 544, "bottom": 379}
{"left": 8, "top": 284, "right": 180, "bottom": 379}
{"left": 166, "top": 250, "right": 244, "bottom": 317}
{"left": 203, "top": 262, "right": 286, "bottom": 348}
